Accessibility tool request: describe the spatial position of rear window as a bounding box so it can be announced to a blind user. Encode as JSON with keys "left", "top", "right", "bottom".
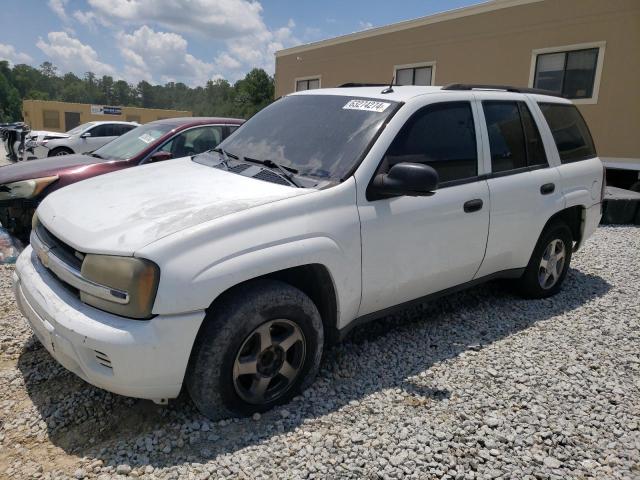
{"left": 538, "top": 103, "right": 596, "bottom": 163}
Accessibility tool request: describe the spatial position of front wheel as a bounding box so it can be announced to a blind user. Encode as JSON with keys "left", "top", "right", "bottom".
{"left": 48, "top": 147, "right": 73, "bottom": 157}
{"left": 186, "top": 279, "right": 323, "bottom": 420}
{"left": 518, "top": 222, "right": 573, "bottom": 298}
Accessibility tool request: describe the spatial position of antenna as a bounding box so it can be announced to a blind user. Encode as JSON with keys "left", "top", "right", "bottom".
{"left": 381, "top": 75, "right": 395, "bottom": 94}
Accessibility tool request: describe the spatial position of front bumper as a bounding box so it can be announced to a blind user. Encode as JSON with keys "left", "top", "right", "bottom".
{"left": 14, "top": 246, "right": 205, "bottom": 402}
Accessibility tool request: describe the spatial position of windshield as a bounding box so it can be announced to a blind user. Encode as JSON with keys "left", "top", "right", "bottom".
{"left": 204, "top": 95, "right": 399, "bottom": 180}
{"left": 92, "top": 123, "right": 177, "bottom": 160}
{"left": 66, "top": 122, "right": 96, "bottom": 135}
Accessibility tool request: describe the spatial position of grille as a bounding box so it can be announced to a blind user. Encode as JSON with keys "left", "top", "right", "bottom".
{"left": 94, "top": 350, "right": 113, "bottom": 369}
{"left": 36, "top": 223, "right": 83, "bottom": 270}
{"left": 253, "top": 169, "right": 290, "bottom": 186}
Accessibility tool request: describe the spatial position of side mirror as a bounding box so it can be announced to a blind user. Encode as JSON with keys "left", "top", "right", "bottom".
{"left": 80, "top": 132, "right": 91, "bottom": 138}
{"left": 369, "top": 162, "right": 439, "bottom": 199}
{"left": 148, "top": 151, "right": 173, "bottom": 162}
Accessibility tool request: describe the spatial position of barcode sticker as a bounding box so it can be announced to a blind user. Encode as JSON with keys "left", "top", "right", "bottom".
{"left": 343, "top": 99, "right": 391, "bottom": 113}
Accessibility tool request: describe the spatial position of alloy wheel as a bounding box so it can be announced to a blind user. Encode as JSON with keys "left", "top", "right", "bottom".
{"left": 232, "top": 319, "right": 306, "bottom": 404}
{"left": 538, "top": 238, "right": 566, "bottom": 289}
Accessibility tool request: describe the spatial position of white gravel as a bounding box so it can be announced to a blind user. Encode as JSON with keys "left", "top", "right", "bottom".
{"left": 1, "top": 226, "right": 639, "bottom": 479}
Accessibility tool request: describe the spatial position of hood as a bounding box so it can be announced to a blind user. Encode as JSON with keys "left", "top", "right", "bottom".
{"left": 0, "top": 154, "right": 104, "bottom": 184}
{"left": 37, "top": 157, "right": 313, "bottom": 255}
{"left": 29, "top": 130, "right": 69, "bottom": 140}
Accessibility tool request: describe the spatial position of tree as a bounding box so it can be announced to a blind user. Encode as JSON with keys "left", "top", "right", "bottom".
{"left": 100, "top": 75, "right": 114, "bottom": 104}
{"left": 113, "top": 80, "right": 134, "bottom": 106}
{"left": 0, "top": 61, "right": 21, "bottom": 121}
{"left": 0, "top": 61, "right": 276, "bottom": 123}
{"left": 234, "top": 68, "right": 274, "bottom": 117}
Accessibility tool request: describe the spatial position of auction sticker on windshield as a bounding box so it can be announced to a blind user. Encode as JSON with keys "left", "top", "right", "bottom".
{"left": 343, "top": 99, "right": 391, "bottom": 113}
{"left": 138, "top": 134, "right": 155, "bottom": 144}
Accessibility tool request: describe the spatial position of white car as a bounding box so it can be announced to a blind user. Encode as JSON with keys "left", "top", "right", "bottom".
{"left": 14, "top": 84, "right": 604, "bottom": 419}
{"left": 26, "top": 121, "right": 138, "bottom": 158}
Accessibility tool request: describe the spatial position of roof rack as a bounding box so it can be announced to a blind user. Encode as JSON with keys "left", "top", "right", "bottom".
{"left": 338, "top": 83, "right": 396, "bottom": 88}
{"left": 442, "top": 83, "right": 562, "bottom": 97}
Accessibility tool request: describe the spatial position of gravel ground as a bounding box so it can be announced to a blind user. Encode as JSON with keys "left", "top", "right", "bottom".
{"left": 1, "top": 226, "right": 639, "bottom": 479}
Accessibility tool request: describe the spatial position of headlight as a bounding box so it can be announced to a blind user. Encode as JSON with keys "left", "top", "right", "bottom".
{"left": 0, "top": 176, "right": 58, "bottom": 201}
{"left": 80, "top": 255, "right": 160, "bottom": 319}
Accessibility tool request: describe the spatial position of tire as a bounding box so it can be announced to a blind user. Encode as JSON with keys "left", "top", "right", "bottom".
{"left": 518, "top": 222, "right": 573, "bottom": 299}
{"left": 48, "top": 147, "right": 73, "bottom": 157}
{"left": 186, "top": 279, "right": 324, "bottom": 420}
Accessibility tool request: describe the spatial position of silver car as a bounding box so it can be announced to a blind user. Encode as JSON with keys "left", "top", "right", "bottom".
{"left": 26, "top": 121, "right": 139, "bottom": 158}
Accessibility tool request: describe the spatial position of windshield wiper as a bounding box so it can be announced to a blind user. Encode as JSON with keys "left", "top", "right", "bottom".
{"left": 90, "top": 152, "right": 103, "bottom": 159}
{"left": 243, "top": 156, "right": 301, "bottom": 188}
{"left": 206, "top": 147, "right": 238, "bottom": 169}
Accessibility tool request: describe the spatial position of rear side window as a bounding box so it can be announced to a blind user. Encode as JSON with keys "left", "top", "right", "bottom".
{"left": 483, "top": 101, "right": 548, "bottom": 174}
{"left": 539, "top": 103, "right": 596, "bottom": 163}
{"left": 384, "top": 102, "right": 477, "bottom": 183}
{"left": 119, "top": 125, "right": 137, "bottom": 135}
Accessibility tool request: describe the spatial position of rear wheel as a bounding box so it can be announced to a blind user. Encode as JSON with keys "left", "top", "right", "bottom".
{"left": 186, "top": 279, "right": 323, "bottom": 420}
{"left": 48, "top": 147, "right": 73, "bottom": 157}
{"left": 518, "top": 222, "right": 573, "bottom": 298}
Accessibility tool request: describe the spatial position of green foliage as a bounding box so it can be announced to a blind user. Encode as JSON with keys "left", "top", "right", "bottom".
{"left": 0, "top": 61, "right": 22, "bottom": 122}
{"left": 0, "top": 62, "right": 275, "bottom": 123}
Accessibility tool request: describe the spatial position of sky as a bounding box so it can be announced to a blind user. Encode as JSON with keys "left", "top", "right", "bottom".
{"left": 0, "top": 0, "right": 483, "bottom": 87}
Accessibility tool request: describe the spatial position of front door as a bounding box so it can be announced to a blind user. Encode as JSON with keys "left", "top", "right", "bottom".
{"left": 358, "top": 101, "right": 490, "bottom": 317}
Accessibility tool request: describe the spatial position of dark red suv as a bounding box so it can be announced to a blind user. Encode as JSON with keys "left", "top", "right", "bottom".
{"left": 0, "top": 117, "right": 244, "bottom": 241}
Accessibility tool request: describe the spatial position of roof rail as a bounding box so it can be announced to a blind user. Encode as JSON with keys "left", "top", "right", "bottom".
{"left": 338, "top": 83, "right": 395, "bottom": 88}
{"left": 442, "top": 83, "right": 562, "bottom": 97}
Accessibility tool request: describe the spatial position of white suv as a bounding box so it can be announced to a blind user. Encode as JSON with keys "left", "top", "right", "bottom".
{"left": 27, "top": 121, "right": 138, "bottom": 158}
{"left": 14, "top": 84, "right": 604, "bottom": 419}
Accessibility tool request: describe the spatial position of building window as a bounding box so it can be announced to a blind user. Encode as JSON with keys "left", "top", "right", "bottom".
{"left": 394, "top": 63, "right": 435, "bottom": 86}
{"left": 530, "top": 42, "right": 605, "bottom": 103}
{"left": 43, "top": 110, "right": 60, "bottom": 129}
{"left": 295, "top": 77, "right": 321, "bottom": 91}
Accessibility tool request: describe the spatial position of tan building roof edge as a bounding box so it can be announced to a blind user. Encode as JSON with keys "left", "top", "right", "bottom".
{"left": 275, "top": 0, "right": 543, "bottom": 57}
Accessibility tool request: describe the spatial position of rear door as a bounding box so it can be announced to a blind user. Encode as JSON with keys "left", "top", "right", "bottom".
{"left": 357, "top": 99, "right": 490, "bottom": 317}
{"left": 475, "top": 94, "right": 563, "bottom": 277}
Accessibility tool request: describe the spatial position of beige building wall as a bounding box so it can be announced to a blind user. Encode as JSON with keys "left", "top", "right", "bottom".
{"left": 22, "top": 100, "right": 192, "bottom": 132}
{"left": 275, "top": 0, "right": 640, "bottom": 161}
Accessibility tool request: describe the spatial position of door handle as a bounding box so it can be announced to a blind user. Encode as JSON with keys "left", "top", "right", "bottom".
{"left": 463, "top": 199, "right": 483, "bottom": 213}
{"left": 540, "top": 183, "right": 555, "bottom": 195}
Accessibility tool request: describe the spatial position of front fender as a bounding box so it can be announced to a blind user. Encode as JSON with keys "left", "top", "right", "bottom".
{"left": 142, "top": 179, "right": 362, "bottom": 328}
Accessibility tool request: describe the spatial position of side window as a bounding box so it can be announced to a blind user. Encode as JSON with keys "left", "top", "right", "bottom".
{"left": 483, "top": 101, "right": 548, "bottom": 173}
{"left": 384, "top": 102, "right": 477, "bottom": 184}
{"left": 118, "top": 125, "right": 136, "bottom": 135}
{"left": 159, "top": 126, "right": 223, "bottom": 158}
{"left": 89, "top": 124, "right": 115, "bottom": 137}
{"left": 483, "top": 101, "right": 527, "bottom": 173}
{"left": 538, "top": 103, "right": 596, "bottom": 163}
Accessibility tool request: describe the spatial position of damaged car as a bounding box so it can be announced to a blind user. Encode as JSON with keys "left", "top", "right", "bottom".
{"left": 0, "top": 117, "right": 243, "bottom": 241}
